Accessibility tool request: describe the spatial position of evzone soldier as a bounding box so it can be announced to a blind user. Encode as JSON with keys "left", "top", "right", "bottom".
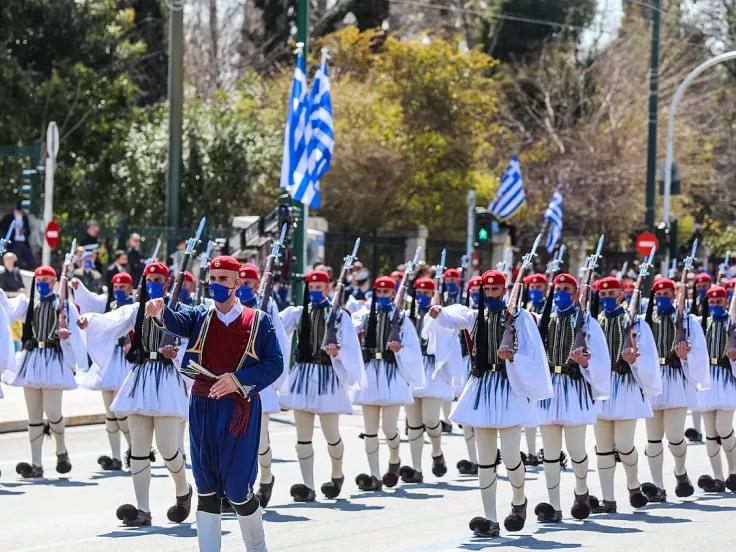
{"left": 79, "top": 262, "right": 192, "bottom": 526}
{"left": 279, "top": 269, "right": 365, "bottom": 502}
{"left": 351, "top": 276, "right": 423, "bottom": 491}
{"left": 149, "top": 255, "right": 283, "bottom": 552}
{"left": 235, "top": 263, "right": 290, "bottom": 507}
{"left": 642, "top": 277, "right": 709, "bottom": 502}
{"left": 725, "top": 279, "right": 735, "bottom": 303}
{"left": 400, "top": 276, "right": 457, "bottom": 483}
{"left": 687, "top": 272, "right": 712, "bottom": 442}
{"left": 73, "top": 273, "right": 136, "bottom": 470}
{"left": 589, "top": 276, "right": 661, "bottom": 513}
{"left": 430, "top": 269, "right": 553, "bottom": 537}
{"left": 4, "top": 265, "right": 87, "bottom": 478}
{"left": 535, "top": 273, "right": 611, "bottom": 523}
{"left": 439, "top": 268, "right": 462, "bottom": 433}
{"left": 694, "top": 285, "right": 736, "bottom": 493}
{"left": 522, "top": 272, "right": 548, "bottom": 467}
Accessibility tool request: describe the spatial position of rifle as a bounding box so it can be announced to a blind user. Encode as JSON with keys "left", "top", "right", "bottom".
{"left": 622, "top": 246, "right": 656, "bottom": 356}
{"left": 433, "top": 249, "right": 447, "bottom": 306}
{"left": 169, "top": 218, "right": 206, "bottom": 310}
{"left": 572, "top": 235, "right": 604, "bottom": 352}
{"left": 195, "top": 240, "right": 213, "bottom": 306}
{"left": 57, "top": 239, "right": 77, "bottom": 334}
{"left": 500, "top": 232, "right": 542, "bottom": 351}
{"left": 618, "top": 261, "right": 628, "bottom": 280}
{"left": 727, "top": 262, "right": 736, "bottom": 352}
{"left": 258, "top": 224, "right": 287, "bottom": 314}
{"left": 387, "top": 247, "right": 421, "bottom": 344}
{"left": 674, "top": 240, "right": 698, "bottom": 346}
{"left": 668, "top": 259, "right": 677, "bottom": 280}
{"left": 0, "top": 221, "right": 15, "bottom": 255}
{"left": 497, "top": 248, "right": 513, "bottom": 280}
{"left": 321, "top": 238, "right": 360, "bottom": 349}
{"left": 545, "top": 244, "right": 565, "bottom": 286}
{"left": 134, "top": 239, "right": 162, "bottom": 296}
{"left": 459, "top": 254, "right": 469, "bottom": 301}
{"left": 717, "top": 251, "right": 731, "bottom": 285}
{"left": 126, "top": 238, "right": 162, "bottom": 364}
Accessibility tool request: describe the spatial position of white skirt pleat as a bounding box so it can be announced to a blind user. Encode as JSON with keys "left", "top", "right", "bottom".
{"left": 260, "top": 384, "right": 282, "bottom": 414}
{"left": 82, "top": 346, "right": 133, "bottom": 392}
{"left": 649, "top": 364, "right": 700, "bottom": 410}
{"left": 278, "top": 362, "right": 353, "bottom": 414}
{"left": 596, "top": 370, "right": 653, "bottom": 420}
{"left": 412, "top": 355, "right": 455, "bottom": 401}
{"left": 352, "top": 359, "right": 414, "bottom": 406}
{"left": 452, "top": 355, "right": 472, "bottom": 397}
{"left": 536, "top": 373, "right": 596, "bottom": 426}
{"left": 451, "top": 371, "right": 538, "bottom": 428}
{"left": 695, "top": 364, "right": 736, "bottom": 411}
{"left": 111, "top": 361, "right": 189, "bottom": 418}
{"left": 3, "top": 349, "right": 77, "bottom": 390}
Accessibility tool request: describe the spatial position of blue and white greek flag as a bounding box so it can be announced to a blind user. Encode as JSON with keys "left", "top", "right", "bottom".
{"left": 544, "top": 187, "right": 563, "bottom": 253}
{"left": 280, "top": 50, "right": 311, "bottom": 204}
{"left": 304, "top": 52, "right": 334, "bottom": 209}
{"left": 489, "top": 155, "right": 525, "bottom": 221}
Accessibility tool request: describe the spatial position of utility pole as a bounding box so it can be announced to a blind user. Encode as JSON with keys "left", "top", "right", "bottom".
{"left": 644, "top": 0, "right": 660, "bottom": 233}
{"left": 166, "top": 1, "right": 185, "bottom": 251}
{"left": 292, "top": 0, "right": 309, "bottom": 303}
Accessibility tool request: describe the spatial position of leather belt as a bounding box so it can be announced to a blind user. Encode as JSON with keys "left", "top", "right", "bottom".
{"left": 659, "top": 357, "right": 667, "bottom": 365}
{"left": 711, "top": 357, "right": 721, "bottom": 365}
{"left": 37, "top": 342, "right": 46, "bottom": 349}
{"left": 375, "top": 352, "right": 383, "bottom": 360}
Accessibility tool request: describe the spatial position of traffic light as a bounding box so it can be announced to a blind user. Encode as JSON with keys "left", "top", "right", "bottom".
{"left": 475, "top": 208, "right": 493, "bottom": 243}
{"left": 20, "top": 167, "right": 42, "bottom": 216}
{"left": 655, "top": 221, "right": 670, "bottom": 251}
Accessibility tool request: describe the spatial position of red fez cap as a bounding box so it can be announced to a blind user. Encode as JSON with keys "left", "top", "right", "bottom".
{"left": 597, "top": 277, "right": 622, "bottom": 290}
{"left": 374, "top": 276, "right": 395, "bottom": 290}
{"left": 210, "top": 256, "right": 240, "bottom": 272}
{"left": 707, "top": 286, "right": 727, "bottom": 299}
{"left": 34, "top": 265, "right": 56, "bottom": 278}
{"left": 725, "top": 280, "right": 736, "bottom": 291}
{"left": 184, "top": 271, "right": 194, "bottom": 283}
{"left": 306, "top": 270, "right": 330, "bottom": 284}
{"left": 524, "top": 273, "right": 546, "bottom": 286}
{"left": 414, "top": 277, "right": 436, "bottom": 291}
{"left": 112, "top": 272, "right": 133, "bottom": 285}
{"left": 390, "top": 271, "right": 404, "bottom": 281}
{"left": 694, "top": 273, "right": 712, "bottom": 284}
{"left": 482, "top": 270, "right": 506, "bottom": 286}
{"left": 239, "top": 263, "right": 259, "bottom": 281}
{"left": 553, "top": 273, "right": 578, "bottom": 289}
{"left": 144, "top": 262, "right": 169, "bottom": 278}
{"left": 468, "top": 276, "right": 482, "bottom": 288}
{"left": 623, "top": 280, "right": 635, "bottom": 290}
{"left": 652, "top": 278, "right": 675, "bottom": 291}
{"left": 443, "top": 268, "right": 460, "bottom": 279}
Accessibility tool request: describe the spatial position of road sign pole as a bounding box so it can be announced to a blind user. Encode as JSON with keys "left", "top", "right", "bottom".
{"left": 466, "top": 190, "right": 475, "bottom": 262}
{"left": 166, "top": 1, "right": 184, "bottom": 254}
{"left": 42, "top": 121, "right": 58, "bottom": 265}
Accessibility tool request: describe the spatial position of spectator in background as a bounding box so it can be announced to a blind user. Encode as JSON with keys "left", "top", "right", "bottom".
{"left": 105, "top": 250, "right": 128, "bottom": 289}
{"left": 126, "top": 233, "right": 144, "bottom": 287}
{"left": 73, "top": 251, "right": 103, "bottom": 293}
{"left": 0, "top": 202, "right": 35, "bottom": 269}
{"left": 169, "top": 238, "right": 193, "bottom": 275}
{"left": 80, "top": 223, "right": 103, "bottom": 272}
{"left": 0, "top": 252, "right": 25, "bottom": 293}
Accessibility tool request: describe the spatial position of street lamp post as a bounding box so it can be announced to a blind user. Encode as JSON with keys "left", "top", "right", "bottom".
{"left": 661, "top": 51, "right": 736, "bottom": 274}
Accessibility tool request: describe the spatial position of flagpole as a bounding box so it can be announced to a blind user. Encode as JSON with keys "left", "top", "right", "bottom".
{"left": 293, "top": 0, "right": 309, "bottom": 303}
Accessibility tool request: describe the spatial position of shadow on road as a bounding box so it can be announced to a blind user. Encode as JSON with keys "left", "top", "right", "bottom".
{"left": 349, "top": 487, "right": 444, "bottom": 500}
{"left": 273, "top": 498, "right": 384, "bottom": 513}
{"left": 535, "top": 519, "right": 641, "bottom": 536}
{"left": 262, "top": 510, "right": 311, "bottom": 523}
{"left": 457, "top": 535, "right": 582, "bottom": 550}
{"left": 98, "top": 523, "right": 200, "bottom": 539}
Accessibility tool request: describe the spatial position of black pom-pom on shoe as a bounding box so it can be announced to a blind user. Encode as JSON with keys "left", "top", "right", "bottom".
{"left": 56, "top": 453, "right": 72, "bottom": 474}
{"left": 726, "top": 474, "right": 736, "bottom": 492}
{"left": 116, "top": 503, "right": 139, "bottom": 523}
{"left": 432, "top": 454, "right": 447, "bottom": 477}
{"left": 255, "top": 475, "right": 275, "bottom": 508}
{"left": 399, "top": 466, "right": 423, "bottom": 483}
{"left": 535, "top": 502, "right": 562, "bottom": 523}
{"left": 321, "top": 476, "right": 344, "bottom": 499}
{"left": 571, "top": 492, "right": 591, "bottom": 520}
{"left": 290, "top": 483, "right": 316, "bottom": 502}
{"left": 98, "top": 455, "right": 113, "bottom": 470}
{"left": 382, "top": 462, "right": 400, "bottom": 487}
{"left": 675, "top": 473, "right": 694, "bottom": 498}
{"left": 167, "top": 484, "right": 193, "bottom": 523}
{"left": 503, "top": 500, "right": 527, "bottom": 532}
{"left": 629, "top": 487, "right": 649, "bottom": 508}
{"left": 457, "top": 459, "right": 478, "bottom": 475}
{"left": 469, "top": 517, "right": 500, "bottom": 537}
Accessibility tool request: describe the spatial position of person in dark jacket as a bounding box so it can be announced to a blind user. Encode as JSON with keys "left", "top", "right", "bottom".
{"left": 0, "top": 252, "right": 25, "bottom": 293}
{"left": 0, "top": 203, "right": 35, "bottom": 269}
{"left": 126, "top": 233, "right": 144, "bottom": 287}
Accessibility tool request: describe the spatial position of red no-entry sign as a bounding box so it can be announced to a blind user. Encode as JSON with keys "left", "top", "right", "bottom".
{"left": 45, "top": 221, "right": 60, "bottom": 249}
{"left": 635, "top": 231, "right": 659, "bottom": 257}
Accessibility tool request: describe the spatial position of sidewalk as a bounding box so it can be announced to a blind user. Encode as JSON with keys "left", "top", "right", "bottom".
{"left": 0, "top": 373, "right": 106, "bottom": 433}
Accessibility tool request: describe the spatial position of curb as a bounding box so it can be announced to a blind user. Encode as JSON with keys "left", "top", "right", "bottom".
{"left": 0, "top": 413, "right": 106, "bottom": 434}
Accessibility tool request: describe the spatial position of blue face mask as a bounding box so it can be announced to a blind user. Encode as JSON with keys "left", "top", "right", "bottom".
{"left": 528, "top": 289, "right": 544, "bottom": 304}
{"left": 236, "top": 285, "right": 253, "bottom": 303}
{"left": 84, "top": 260, "right": 93, "bottom": 270}
{"left": 484, "top": 296, "right": 506, "bottom": 312}
{"left": 729, "top": 292, "right": 734, "bottom": 303}
{"left": 655, "top": 296, "right": 673, "bottom": 312}
{"left": 376, "top": 296, "right": 392, "bottom": 310}
{"left": 180, "top": 287, "right": 190, "bottom": 302}
{"left": 445, "top": 282, "right": 458, "bottom": 295}
{"left": 309, "top": 290, "right": 326, "bottom": 306}
{"left": 415, "top": 294, "right": 431, "bottom": 309}
{"left": 624, "top": 293, "right": 633, "bottom": 303}
{"left": 470, "top": 291, "right": 480, "bottom": 304}
{"left": 113, "top": 290, "right": 128, "bottom": 305}
{"left": 697, "top": 288, "right": 707, "bottom": 300}
{"left": 710, "top": 305, "right": 726, "bottom": 318}
{"left": 554, "top": 290, "right": 573, "bottom": 311}
{"left": 600, "top": 296, "right": 618, "bottom": 313}
{"left": 36, "top": 281, "right": 51, "bottom": 297}
{"left": 208, "top": 282, "right": 233, "bottom": 303}
{"left": 146, "top": 281, "right": 164, "bottom": 299}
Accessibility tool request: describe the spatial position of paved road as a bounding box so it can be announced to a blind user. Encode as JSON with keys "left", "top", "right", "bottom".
{"left": 1, "top": 410, "right": 735, "bottom": 552}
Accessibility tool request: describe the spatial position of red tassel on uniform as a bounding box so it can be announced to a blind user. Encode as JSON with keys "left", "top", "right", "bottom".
{"left": 227, "top": 394, "right": 260, "bottom": 437}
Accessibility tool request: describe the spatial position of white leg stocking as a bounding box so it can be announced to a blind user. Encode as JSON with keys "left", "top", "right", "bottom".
{"left": 128, "top": 414, "right": 155, "bottom": 512}
{"left": 319, "top": 413, "right": 344, "bottom": 479}
{"left": 294, "top": 410, "right": 316, "bottom": 490}
{"left": 422, "top": 397, "right": 443, "bottom": 458}
{"left": 441, "top": 399, "right": 453, "bottom": 423}
{"left": 703, "top": 411, "right": 723, "bottom": 480}
{"left": 539, "top": 425, "right": 563, "bottom": 510}
{"left": 405, "top": 401, "right": 425, "bottom": 472}
{"left": 102, "top": 390, "right": 122, "bottom": 460}
{"left": 716, "top": 409, "right": 736, "bottom": 476}
{"left": 691, "top": 410, "right": 702, "bottom": 433}
{"left": 525, "top": 426, "right": 537, "bottom": 456}
{"left": 594, "top": 420, "right": 617, "bottom": 501}
{"left": 43, "top": 388, "right": 66, "bottom": 455}
{"left": 564, "top": 425, "right": 589, "bottom": 496}
{"left": 500, "top": 427, "right": 525, "bottom": 507}
{"left": 362, "top": 405, "right": 381, "bottom": 479}
{"left": 258, "top": 413, "right": 273, "bottom": 485}
{"left": 464, "top": 424, "right": 478, "bottom": 464}
{"left": 154, "top": 416, "right": 189, "bottom": 496}
{"left": 475, "top": 427, "right": 499, "bottom": 523}
{"left": 382, "top": 405, "right": 401, "bottom": 465}
{"left": 614, "top": 419, "right": 640, "bottom": 491}
{"left": 24, "top": 387, "right": 44, "bottom": 467}
{"left": 664, "top": 408, "right": 688, "bottom": 476}
{"left": 645, "top": 409, "right": 666, "bottom": 489}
